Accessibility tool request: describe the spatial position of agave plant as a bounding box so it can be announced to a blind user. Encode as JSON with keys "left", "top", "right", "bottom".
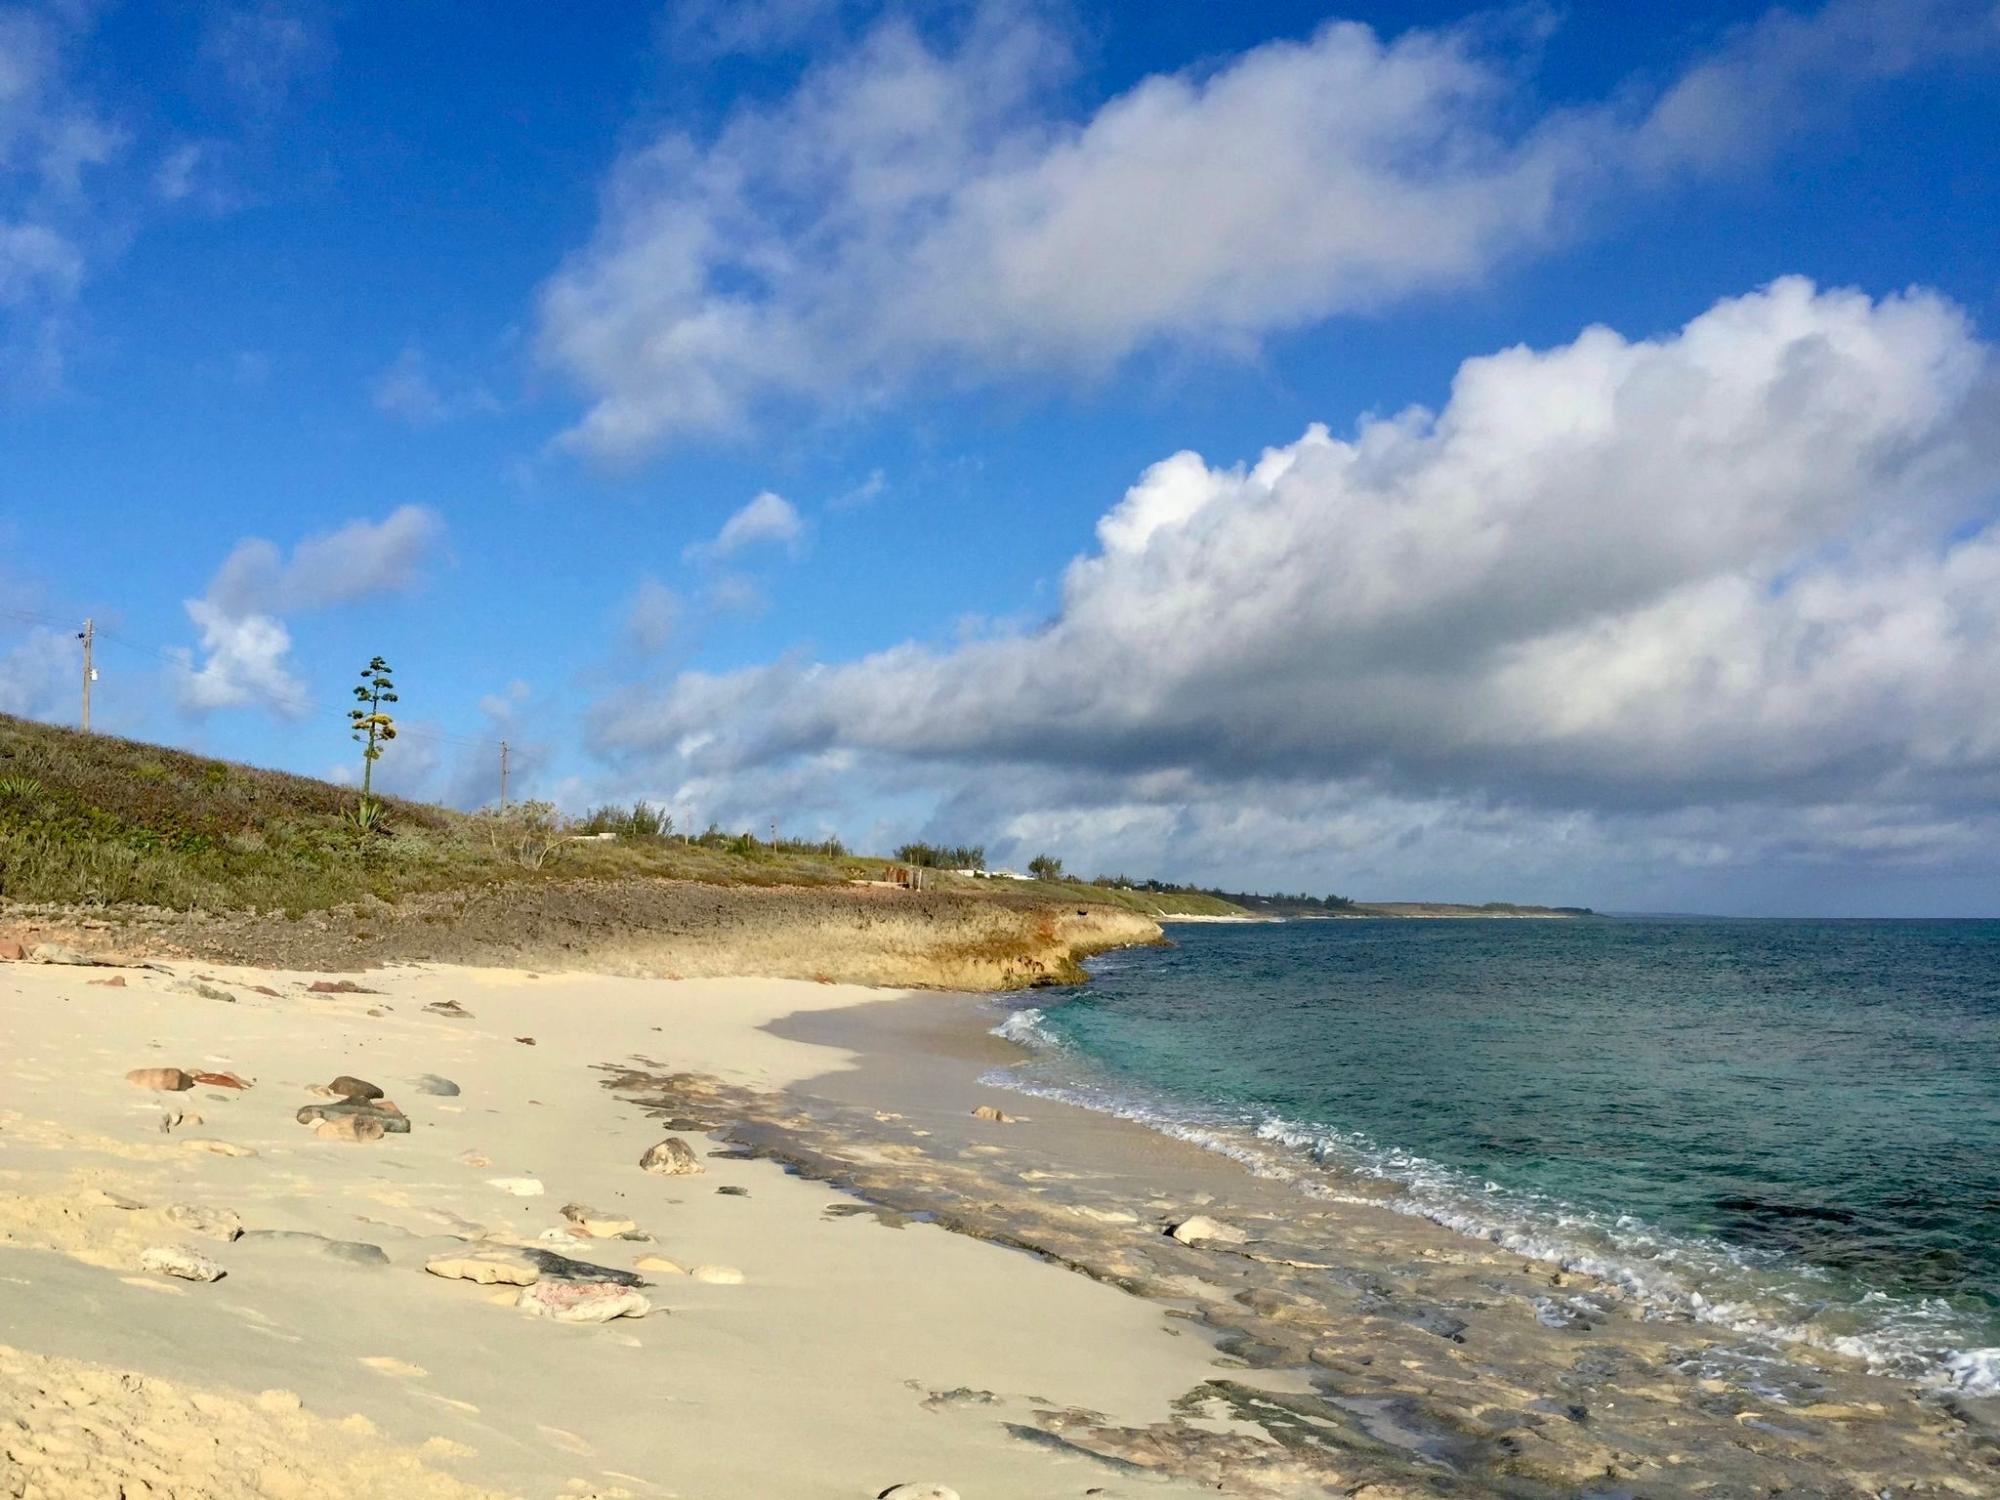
{"left": 346, "top": 795, "right": 389, "bottom": 839}
{"left": 0, "top": 775, "right": 44, "bottom": 802}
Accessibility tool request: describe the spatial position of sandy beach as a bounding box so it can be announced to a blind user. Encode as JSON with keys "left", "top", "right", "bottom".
{"left": 0, "top": 955, "right": 1234, "bottom": 1499}
{"left": 5, "top": 949, "right": 1997, "bottom": 1498}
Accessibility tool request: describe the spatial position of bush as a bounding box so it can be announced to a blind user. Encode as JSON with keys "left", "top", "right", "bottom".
{"left": 1027, "top": 853, "right": 1064, "bottom": 880}
{"left": 896, "top": 842, "right": 985, "bottom": 869}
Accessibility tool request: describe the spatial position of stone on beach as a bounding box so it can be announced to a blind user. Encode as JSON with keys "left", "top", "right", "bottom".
{"left": 314, "top": 1114, "right": 387, "bottom": 1143}
{"left": 634, "top": 1255, "right": 686, "bottom": 1276}
{"left": 140, "top": 1245, "right": 225, "bottom": 1282}
{"left": 639, "top": 1138, "right": 704, "bottom": 1176}
{"left": 0, "top": 938, "right": 24, "bottom": 960}
{"left": 971, "top": 1105, "right": 1019, "bottom": 1123}
{"left": 328, "top": 1074, "right": 384, "bottom": 1100}
{"left": 425, "top": 1253, "right": 539, "bottom": 1286}
{"left": 165, "top": 1204, "right": 244, "bottom": 1242}
{"left": 878, "top": 1485, "right": 961, "bottom": 1500}
{"left": 412, "top": 1074, "right": 460, "bottom": 1096}
{"left": 88, "top": 975, "right": 127, "bottom": 987}
{"left": 560, "top": 1203, "right": 638, "bottom": 1238}
{"left": 307, "top": 979, "right": 377, "bottom": 994}
{"left": 126, "top": 1067, "right": 195, "bottom": 1092}
{"left": 691, "top": 1264, "right": 743, "bottom": 1285}
{"left": 31, "top": 942, "right": 98, "bottom": 965}
{"left": 518, "top": 1280, "right": 651, "bottom": 1323}
{"left": 297, "top": 1100, "right": 410, "bottom": 1134}
{"left": 1168, "top": 1215, "right": 1248, "bottom": 1246}
{"left": 191, "top": 1070, "right": 250, "bottom": 1089}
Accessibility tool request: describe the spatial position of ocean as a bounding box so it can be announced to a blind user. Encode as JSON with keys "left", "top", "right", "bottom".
{"left": 989, "top": 916, "right": 2000, "bottom": 1396}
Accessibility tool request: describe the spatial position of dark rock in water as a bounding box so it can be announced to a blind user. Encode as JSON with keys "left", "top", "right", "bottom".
{"left": 328, "top": 1075, "right": 383, "bottom": 1101}
{"left": 296, "top": 1100, "right": 410, "bottom": 1134}
{"left": 716, "top": 1185, "right": 750, "bottom": 1197}
{"left": 519, "top": 1248, "right": 645, "bottom": 1287}
{"left": 411, "top": 1074, "right": 460, "bottom": 1096}
{"left": 240, "top": 1229, "right": 390, "bottom": 1266}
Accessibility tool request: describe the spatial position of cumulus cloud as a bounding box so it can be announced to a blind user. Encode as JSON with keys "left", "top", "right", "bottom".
{"left": 369, "top": 346, "right": 500, "bottom": 427}
{"left": 683, "top": 491, "right": 803, "bottom": 561}
{"left": 587, "top": 279, "right": 2000, "bottom": 894}
{"left": 539, "top": 0, "right": 1997, "bottom": 456}
{"left": 176, "top": 506, "right": 446, "bottom": 716}
{"left": 0, "top": 621, "right": 74, "bottom": 718}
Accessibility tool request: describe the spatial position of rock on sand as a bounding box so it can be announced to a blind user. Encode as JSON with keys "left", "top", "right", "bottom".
{"left": 878, "top": 1486, "right": 961, "bottom": 1500}
{"left": 639, "top": 1138, "right": 704, "bottom": 1176}
{"left": 518, "top": 1281, "right": 651, "bottom": 1323}
{"left": 560, "top": 1203, "right": 637, "bottom": 1238}
{"left": 1168, "top": 1215, "right": 1248, "bottom": 1246}
{"left": 139, "top": 1245, "right": 225, "bottom": 1282}
{"left": 424, "top": 1253, "right": 539, "bottom": 1286}
{"left": 126, "top": 1067, "right": 196, "bottom": 1091}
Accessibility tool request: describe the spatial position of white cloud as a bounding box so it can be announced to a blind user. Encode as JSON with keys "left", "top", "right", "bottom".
{"left": 369, "top": 346, "right": 500, "bottom": 427}
{"left": 177, "top": 506, "right": 446, "bottom": 717}
{"left": 587, "top": 279, "right": 2000, "bottom": 897}
{"left": 539, "top": 0, "right": 1997, "bottom": 457}
{"left": 0, "top": 3, "right": 125, "bottom": 388}
{"left": 0, "top": 622, "right": 73, "bottom": 718}
{"left": 198, "top": 3, "right": 332, "bottom": 116}
{"left": 174, "top": 600, "right": 307, "bottom": 715}
{"left": 623, "top": 576, "right": 679, "bottom": 653}
{"left": 683, "top": 490, "right": 803, "bottom": 561}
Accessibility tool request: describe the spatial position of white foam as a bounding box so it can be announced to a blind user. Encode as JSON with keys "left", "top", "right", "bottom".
{"left": 979, "top": 1022, "right": 1999, "bottom": 1399}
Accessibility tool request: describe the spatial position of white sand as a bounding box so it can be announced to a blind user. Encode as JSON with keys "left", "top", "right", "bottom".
{"left": 0, "top": 959, "right": 1230, "bottom": 1499}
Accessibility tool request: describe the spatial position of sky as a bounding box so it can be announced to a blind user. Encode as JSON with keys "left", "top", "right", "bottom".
{"left": 3, "top": 0, "right": 2000, "bottom": 916}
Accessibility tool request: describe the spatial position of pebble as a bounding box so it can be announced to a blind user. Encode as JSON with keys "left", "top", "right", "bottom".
{"left": 139, "top": 1245, "right": 224, "bottom": 1282}
{"left": 560, "top": 1203, "right": 637, "bottom": 1238}
{"left": 424, "top": 1254, "right": 540, "bottom": 1286}
{"left": 638, "top": 1138, "right": 704, "bottom": 1176}
{"left": 327, "top": 1075, "right": 384, "bottom": 1100}
{"left": 125, "top": 1067, "right": 195, "bottom": 1092}
{"left": 412, "top": 1074, "right": 460, "bottom": 1097}
{"left": 165, "top": 1204, "right": 244, "bottom": 1242}
{"left": 691, "top": 1264, "right": 744, "bottom": 1285}
{"left": 518, "top": 1281, "right": 652, "bottom": 1323}
{"left": 487, "top": 1176, "right": 544, "bottom": 1196}
{"left": 1168, "top": 1215, "right": 1248, "bottom": 1246}
{"left": 878, "top": 1485, "right": 960, "bottom": 1500}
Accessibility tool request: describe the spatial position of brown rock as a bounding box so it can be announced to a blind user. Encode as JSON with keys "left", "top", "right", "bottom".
{"left": 424, "top": 1254, "right": 539, "bottom": 1286}
{"left": 971, "top": 1105, "right": 1019, "bottom": 1123}
{"left": 192, "top": 1071, "right": 251, "bottom": 1090}
{"left": 327, "top": 1074, "right": 383, "bottom": 1100}
{"left": 126, "top": 1067, "right": 196, "bottom": 1092}
{"left": 560, "top": 1203, "right": 637, "bottom": 1238}
{"left": 0, "top": 939, "right": 25, "bottom": 961}
{"left": 308, "top": 979, "right": 377, "bottom": 994}
{"left": 88, "top": 975, "right": 127, "bottom": 987}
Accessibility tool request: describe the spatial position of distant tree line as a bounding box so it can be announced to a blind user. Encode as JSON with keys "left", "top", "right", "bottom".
{"left": 1090, "top": 874, "right": 1358, "bottom": 914}
{"left": 896, "top": 842, "right": 986, "bottom": 869}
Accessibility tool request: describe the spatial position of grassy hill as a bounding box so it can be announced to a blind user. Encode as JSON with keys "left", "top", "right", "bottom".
{"left": 0, "top": 714, "right": 910, "bottom": 914}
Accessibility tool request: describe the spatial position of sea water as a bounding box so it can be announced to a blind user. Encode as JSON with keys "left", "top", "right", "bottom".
{"left": 989, "top": 917, "right": 2000, "bottom": 1395}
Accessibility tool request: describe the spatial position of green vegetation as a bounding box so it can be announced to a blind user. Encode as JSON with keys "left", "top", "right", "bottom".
{"left": 895, "top": 841, "right": 985, "bottom": 869}
{"left": 347, "top": 655, "right": 399, "bottom": 798}
{"left": 0, "top": 714, "right": 878, "bottom": 913}
{"left": 1027, "top": 852, "right": 1064, "bottom": 880}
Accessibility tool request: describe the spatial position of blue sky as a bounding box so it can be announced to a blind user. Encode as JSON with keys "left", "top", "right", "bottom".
{"left": 4, "top": 0, "right": 2000, "bottom": 914}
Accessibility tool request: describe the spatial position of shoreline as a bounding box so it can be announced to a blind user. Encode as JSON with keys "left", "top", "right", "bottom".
{"left": 4, "top": 953, "right": 1995, "bottom": 1497}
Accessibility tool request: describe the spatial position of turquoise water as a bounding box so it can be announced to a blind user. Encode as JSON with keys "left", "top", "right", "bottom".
{"left": 992, "top": 917, "right": 2000, "bottom": 1393}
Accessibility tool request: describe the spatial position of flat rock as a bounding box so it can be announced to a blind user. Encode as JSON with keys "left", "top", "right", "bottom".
{"left": 328, "top": 1074, "right": 384, "bottom": 1100}
{"left": 32, "top": 942, "right": 98, "bottom": 965}
{"left": 314, "top": 1114, "right": 387, "bottom": 1143}
{"left": 639, "top": 1138, "right": 704, "bottom": 1176}
{"left": 296, "top": 1101, "right": 409, "bottom": 1133}
{"left": 241, "top": 1229, "right": 388, "bottom": 1266}
{"left": 560, "top": 1203, "right": 637, "bottom": 1238}
{"left": 126, "top": 1067, "right": 195, "bottom": 1092}
{"left": 166, "top": 1204, "right": 244, "bottom": 1242}
{"left": 192, "top": 1071, "right": 251, "bottom": 1089}
{"left": 140, "top": 1245, "right": 224, "bottom": 1282}
{"left": 412, "top": 1074, "right": 460, "bottom": 1097}
{"left": 425, "top": 1254, "right": 539, "bottom": 1286}
{"left": 521, "top": 1249, "right": 646, "bottom": 1287}
{"left": 172, "top": 980, "right": 235, "bottom": 1003}
{"left": 1169, "top": 1214, "right": 1249, "bottom": 1246}
{"left": 634, "top": 1255, "right": 686, "bottom": 1276}
{"left": 691, "top": 1264, "right": 744, "bottom": 1285}
{"left": 423, "top": 999, "right": 472, "bottom": 1018}
{"left": 308, "top": 979, "right": 377, "bottom": 994}
{"left": 518, "top": 1280, "right": 651, "bottom": 1323}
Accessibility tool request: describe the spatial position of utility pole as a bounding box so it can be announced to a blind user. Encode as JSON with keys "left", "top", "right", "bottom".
{"left": 499, "top": 741, "right": 510, "bottom": 811}
{"left": 77, "top": 618, "right": 93, "bottom": 732}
